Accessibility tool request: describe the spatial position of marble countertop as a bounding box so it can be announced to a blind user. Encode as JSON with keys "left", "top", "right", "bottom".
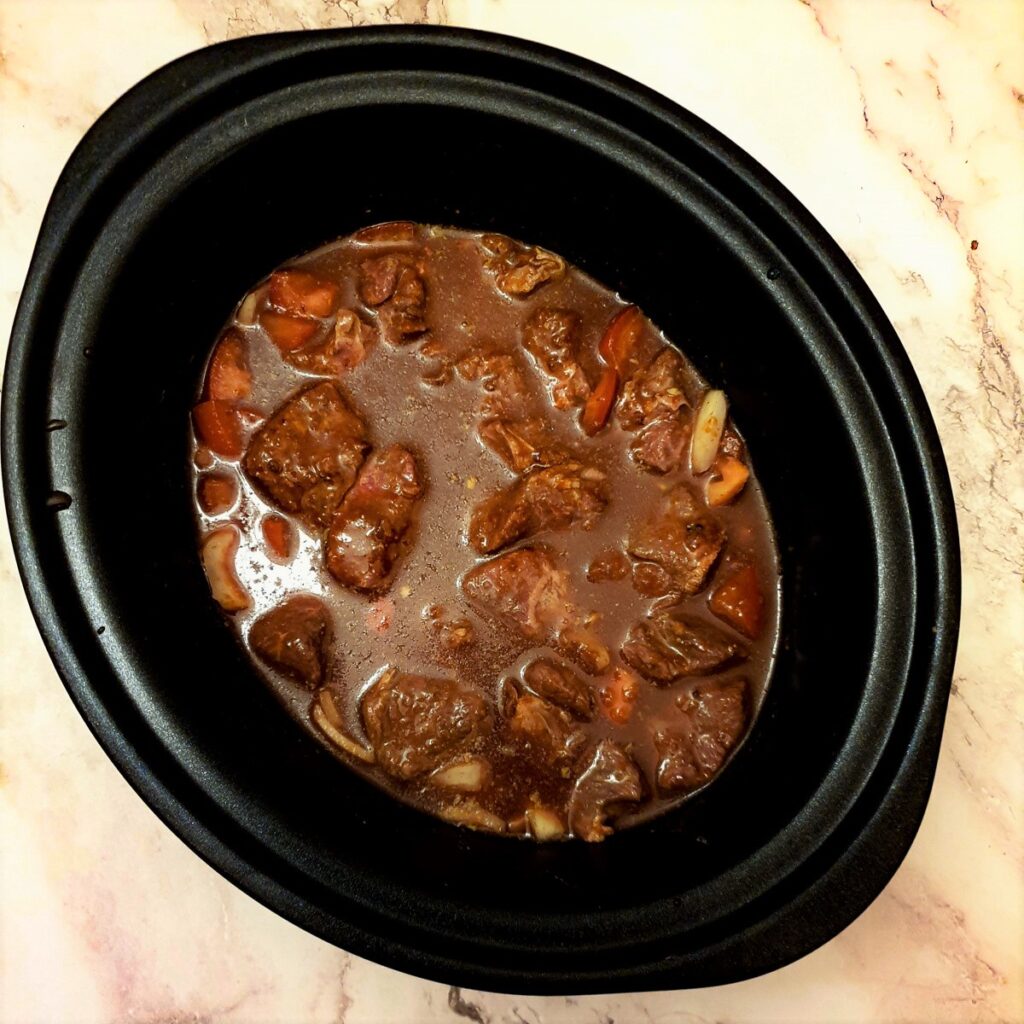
{"left": 2, "top": 1, "right": 1021, "bottom": 1021}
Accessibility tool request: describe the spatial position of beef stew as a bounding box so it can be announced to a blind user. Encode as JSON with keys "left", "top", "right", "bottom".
{"left": 191, "top": 224, "right": 780, "bottom": 842}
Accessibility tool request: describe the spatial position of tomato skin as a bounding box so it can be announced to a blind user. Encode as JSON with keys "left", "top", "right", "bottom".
{"left": 192, "top": 400, "right": 243, "bottom": 458}
{"left": 268, "top": 271, "right": 339, "bottom": 318}
{"left": 260, "top": 310, "right": 319, "bottom": 352}
{"left": 207, "top": 330, "right": 251, "bottom": 401}
{"left": 581, "top": 366, "right": 619, "bottom": 435}
{"left": 261, "top": 514, "right": 293, "bottom": 560}
{"left": 709, "top": 563, "right": 764, "bottom": 639}
{"left": 598, "top": 305, "right": 642, "bottom": 373}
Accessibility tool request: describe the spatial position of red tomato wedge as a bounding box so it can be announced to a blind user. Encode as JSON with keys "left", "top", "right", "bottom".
{"left": 598, "top": 305, "right": 643, "bottom": 374}
{"left": 207, "top": 330, "right": 252, "bottom": 401}
{"left": 260, "top": 310, "right": 319, "bottom": 352}
{"left": 192, "top": 400, "right": 243, "bottom": 458}
{"left": 268, "top": 271, "right": 339, "bottom": 318}
{"left": 261, "top": 514, "right": 293, "bottom": 560}
{"left": 197, "top": 473, "right": 238, "bottom": 514}
{"left": 580, "top": 366, "right": 619, "bottom": 436}
{"left": 709, "top": 563, "right": 764, "bottom": 639}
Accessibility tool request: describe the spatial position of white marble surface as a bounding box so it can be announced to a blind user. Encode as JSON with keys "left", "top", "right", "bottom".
{"left": 1, "top": 1, "right": 1022, "bottom": 1021}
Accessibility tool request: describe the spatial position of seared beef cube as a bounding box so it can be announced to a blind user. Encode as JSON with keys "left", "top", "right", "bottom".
{"left": 622, "top": 609, "right": 746, "bottom": 683}
{"left": 618, "top": 349, "right": 689, "bottom": 429}
{"left": 481, "top": 233, "right": 565, "bottom": 297}
{"left": 248, "top": 594, "right": 331, "bottom": 687}
{"left": 285, "top": 309, "right": 376, "bottom": 376}
{"left": 361, "top": 669, "right": 490, "bottom": 780}
{"left": 630, "top": 415, "right": 691, "bottom": 474}
{"left": 477, "top": 418, "right": 565, "bottom": 474}
{"left": 568, "top": 740, "right": 644, "bottom": 842}
{"left": 462, "top": 548, "right": 609, "bottom": 673}
{"left": 325, "top": 445, "right": 423, "bottom": 591}
{"left": 627, "top": 485, "right": 724, "bottom": 595}
{"left": 243, "top": 382, "right": 368, "bottom": 528}
{"left": 463, "top": 547, "right": 570, "bottom": 640}
{"left": 456, "top": 349, "right": 531, "bottom": 418}
{"left": 469, "top": 462, "right": 608, "bottom": 554}
{"left": 655, "top": 679, "right": 749, "bottom": 792}
{"left": 522, "top": 308, "right": 590, "bottom": 409}
{"left": 358, "top": 252, "right": 428, "bottom": 340}
{"left": 508, "top": 694, "right": 585, "bottom": 767}
{"left": 523, "top": 659, "right": 595, "bottom": 720}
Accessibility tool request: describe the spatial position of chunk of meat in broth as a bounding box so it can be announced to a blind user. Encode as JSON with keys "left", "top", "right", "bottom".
{"left": 284, "top": 309, "right": 377, "bottom": 376}
{"left": 622, "top": 608, "right": 746, "bottom": 684}
{"left": 522, "top": 659, "right": 595, "bottom": 720}
{"left": 618, "top": 349, "right": 690, "bottom": 428}
{"left": 249, "top": 595, "right": 331, "bottom": 687}
{"left": 627, "top": 485, "right": 725, "bottom": 595}
{"left": 507, "top": 693, "right": 586, "bottom": 769}
{"left": 456, "top": 348, "right": 532, "bottom": 419}
{"left": 568, "top": 740, "right": 644, "bottom": 842}
{"left": 469, "top": 461, "right": 608, "bottom": 555}
{"left": 325, "top": 445, "right": 423, "bottom": 592}
{"left": 462, "top": 547, "right": 610, "bottom": 673}
{"left": 477, "top": 418, "right": 565, "bottom": 474}
{"left": 522, "top": 308, "right": 591, "bottom": 409}
{"left": 631, "top": 416, "right": 691, "bottom": 475}
{"left": 360, "top": 669, "right": 491, "bottom": 780}
{"left": 243, "top": 382, "right": 368, "bottom": 528}
{"left": 481, "top": 234, "right": 565, "bottom": 297}
{"left": 655, "top": 679, "right": 750, "bottom": 792}
{"left": 358, "top": 251, "right": 428, "bottom": 341}
{"left": 619, "top": 349, "right": 692, "bottom": 474}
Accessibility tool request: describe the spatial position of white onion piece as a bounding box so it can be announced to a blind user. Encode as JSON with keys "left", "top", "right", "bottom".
{"left": 441, "top": 800, "right": 507, "bottom": 833}
{"left": 312, "top": 703, "right": 375, "bottom": 763}
{"left": 201, "top": 526, "right": 249, "bottom": 612}
{"left": 526, "top": 806, "right": 565, "bottom": 841}
{"left": 430, "top": 758, "right": 488, "bottom": 792}
{"left": 690, "top": 389, "right": 727, "bottom": 474}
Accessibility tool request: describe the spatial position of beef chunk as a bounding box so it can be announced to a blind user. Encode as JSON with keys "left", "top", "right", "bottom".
{"left": 284, "top": 309, "right": 376, "bottom": 376}
{"left": 523, "top": 659, "right": 595, "bottom": 719}
{"left": 358, "top": 252, "right": 428, "bottom": 340}
{"left": 568, "top": 740, "right": 644, "bottom": 842}
{"left": 508, "top": 694, "right": 586, "bottom": 767}
{"left": 627, "top": 485, "right": 724, "bottom": 595}
{"left": 477, "top": 418, "right": 565, "bottom": 474}
{"left": 361, "top": 669, "right": 490, "bottom": 780}
{"left": 481, "top": 233, "right": 565, "bottom": 296}
{"left": 469, "top": 462, "right": 608, "bottom": 555}
{"left": 618, "top": 349, "right": 689, "bottom": 429}
{"left": 462, "top": 548, "right": 609, "bottom": 673}
{"left": 249, "top": 594, "right": 330, "bottom": 687}
{"left": 655, "top": 679, "right": 749, "bottom": 792}
{"left": 622, "top": 609, "right": 746, "bottom": 683}
{"left": 456, "top": 348, "right": 531, "bottom": 418}
{"left": 522, "top": 308, "right": 591, "bottom": 409}
{"left": 630, "top": 416, "right": 691, "bottom": 474}
{"left": 244, "top": 382, "right": 368, "bottom": 528}
{"left": 325, "top": 445, "right": 423, "bottom": 591}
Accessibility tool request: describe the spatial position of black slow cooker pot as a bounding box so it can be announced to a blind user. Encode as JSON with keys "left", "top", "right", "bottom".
{"left": 2, "top": 28, "right": 960, "bottom": 994}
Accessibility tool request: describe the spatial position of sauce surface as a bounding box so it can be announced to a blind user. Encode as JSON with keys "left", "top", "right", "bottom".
{"left": 191, "top": 223, "right": 780, "bottom": 841}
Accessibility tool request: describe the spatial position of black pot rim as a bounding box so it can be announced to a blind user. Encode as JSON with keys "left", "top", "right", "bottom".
{"left": 2, "top": 26, "right": 960, "bottom": 994}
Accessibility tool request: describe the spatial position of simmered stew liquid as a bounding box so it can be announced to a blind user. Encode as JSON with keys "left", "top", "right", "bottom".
{"left": 191, "top": 224, "right": 780, "bottom": 841}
